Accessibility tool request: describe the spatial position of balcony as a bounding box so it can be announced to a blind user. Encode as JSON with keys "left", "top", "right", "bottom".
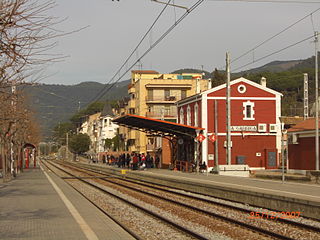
{"left": 146, "top": 110, "right": 177, "bottom": 119}
{"left": 147, "top": 144, "right": 156, "bottom": 151}
{"left": 145, "top": 96, "right": 179, "bottom": 102}
{"left": 128, "top": 83, "right": 135, "bottom": 93}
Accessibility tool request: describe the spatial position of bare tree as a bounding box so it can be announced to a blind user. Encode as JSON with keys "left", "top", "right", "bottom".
{"left": 0, "top": 0, "right": 64, "bottom": 181}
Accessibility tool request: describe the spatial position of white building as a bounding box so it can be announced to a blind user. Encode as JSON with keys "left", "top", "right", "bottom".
{"left": 97, "top": 104, "right": 119, "bottom": 152}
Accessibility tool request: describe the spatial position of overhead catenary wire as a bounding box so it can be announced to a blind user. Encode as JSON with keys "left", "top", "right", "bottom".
{"left": 88, "top": 0, "right": 173, "bottom": 104}
{"left": 231, "top": 7, "right": 320, "bottom": 65}
{"left": 90, "top": 0, "right": 205, "bottom": 103}
{"left": 215, "top": 6, "right": 320, "bottom": 72}
{"left": 207, "top": 0, "right": 320, "bottom": 4}
{"left": 233, "top": 34, "right": 314, "bottom": 72}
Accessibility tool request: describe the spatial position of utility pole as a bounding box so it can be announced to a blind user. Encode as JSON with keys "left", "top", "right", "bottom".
{"left": 315, "top": 31, "right": 319, "bottom": 171}
{"left": 214, "top": 100, "right": 219, "bottom": 171}
{"left": 10, "top": 85, "right": 16, "bottom": 177}
{"left": 66, "top": 132, "right": 69, "bottom": 161}
{"left": 281, "top": 122, "right": 286, "bottom": 183}
{"left": 303, "top": 73, "right": 308, "bottom": 120}
{"left": 226, "top": 52, "right": 231, "bottom": 165}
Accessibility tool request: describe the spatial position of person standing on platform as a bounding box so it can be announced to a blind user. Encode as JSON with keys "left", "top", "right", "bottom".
{"left": 141, "top": 153, "right": 146, "bottom": 168}
{"left": 145, "top": 153, "right": 151, "bottom": 168}
{"left": 155, "top": 155, "right": 160, "bottom": 169}
{"left": 132, "top": 153, "right": 138, "bottom": 170}
{"left": 126, "top": 153, "right": 131, "bottom": 168}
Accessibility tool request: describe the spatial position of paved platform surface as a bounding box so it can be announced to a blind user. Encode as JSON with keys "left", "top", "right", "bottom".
{"left": 87, "top": 162, "right": 320, "bottom": 203}
{"left": 0, "top": 167, "right": 134, "bottom": 240}
{"left": 134, "top": 168, "right": 320, "bottom": 202}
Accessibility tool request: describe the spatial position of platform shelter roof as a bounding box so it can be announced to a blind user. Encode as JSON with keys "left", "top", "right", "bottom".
{"left": 112, "top": 114, "right": 204, "bottom": 138}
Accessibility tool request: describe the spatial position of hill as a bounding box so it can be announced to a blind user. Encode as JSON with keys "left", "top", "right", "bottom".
{"left": 30, "top": 54, "right": 318, "bottom": 140}
{"left": 26, "top": 80, "right": 130, "bottom": 139}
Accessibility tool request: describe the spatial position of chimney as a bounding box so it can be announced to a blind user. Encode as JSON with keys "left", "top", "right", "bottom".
{"left": 207, "top": 78, "right": 212, "bottom": 89}
{"left": 260, "top": 77, "right": 267, "bottom": 87}
{"left": 196, "top": 78, "right": 201, "bottom": 93}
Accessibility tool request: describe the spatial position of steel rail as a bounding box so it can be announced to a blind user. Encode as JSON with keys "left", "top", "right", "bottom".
{"left": 40, "top": 160, "right": 142, "bottom": 240}
{"left": 55, "top": 161, "right": 301, "bottom": 240}
{"left": 74, "top": 161, "right": 320, "bottom": 232}
{"left": 45, "top": 160, "right": 209, "bottom": 240}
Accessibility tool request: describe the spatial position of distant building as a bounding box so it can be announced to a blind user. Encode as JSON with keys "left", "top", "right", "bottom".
{"left": 287, "top": 118, "right": 319, "bottom": 171}
{"left": 97, "top": 104, "right": 118, "bottom": 152}
{"left": 124, "top": 70, "right": 211, "bottom": 158}
{"left": 80, "top": 112, "right": 100, "bottom": 154}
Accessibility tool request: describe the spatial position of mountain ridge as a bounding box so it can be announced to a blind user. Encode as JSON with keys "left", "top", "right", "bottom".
{"left": 30, "top": 55, "right": 317, "bottom": 139}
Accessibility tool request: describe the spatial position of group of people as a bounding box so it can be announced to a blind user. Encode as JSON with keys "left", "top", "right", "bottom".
{"left": 100, "top": 152, "right": 160, "bottom": 170}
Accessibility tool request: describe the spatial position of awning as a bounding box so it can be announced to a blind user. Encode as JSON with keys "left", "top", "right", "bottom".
{"left": 112, "top": 114, "right": 204, "bottom": 138}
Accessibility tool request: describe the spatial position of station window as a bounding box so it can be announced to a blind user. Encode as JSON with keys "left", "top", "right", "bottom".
{"left": 187, "top": 105, "right": 191, "bottom": 126}
{"left": 194, "top": 104, "right": 199, "bottom": 127}
{"left": 179, "top": 108, "right": 184, "bottom": 124}
{"left": 243, "top": 101, "right": 255, "bottom": 120}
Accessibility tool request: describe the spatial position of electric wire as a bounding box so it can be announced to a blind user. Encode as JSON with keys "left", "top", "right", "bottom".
{"left": 215, "top": 6, "right": 320, "bottom": 72}
{"left": 207, "top": 0, "right": 320, "bottom": 4}
{"left": 88, "top": 0, "right": 172, "bottom": 104}
{"left": 231, "top": 7, "right": 320, "bottom": 65}
{"left": 233, "top": 34, "right": 314, "bottom": 71}
{"left": 90, "top": 0, "right": 205, "bottom": 103}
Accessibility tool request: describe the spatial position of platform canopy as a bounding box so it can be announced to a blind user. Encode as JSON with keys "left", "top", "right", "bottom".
{"left": 112, "top": 114, "right": 204, "bottom": 138}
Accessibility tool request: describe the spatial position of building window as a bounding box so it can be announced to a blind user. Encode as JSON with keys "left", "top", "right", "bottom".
{"left": 243, "top": 101, "right": 255, "bottom": 120}
{"left": 187, "top": 105, "right": 191, "bottom": 126}
{"left": 164, "top": 105, "right": 170, "bottom": 116}
{"left": 147, "top": 89, "right": 153, "bottom": 101}
{"left": 181, "top": 90, "right": 187, "bottom": 99}
{"left": 129, "top": 108, "right": 135, "bottom": 114}
{"left": 164, "top": 89, "right": 170, "bottom": 100}
{"left": 194, "top": 103, "right": 199, "bottom": 127}
{"left": 238, "top": 84, "right": 246, "bottom": 94}
{"left": 180, "top": 108, "right": 184, "bottom": 124}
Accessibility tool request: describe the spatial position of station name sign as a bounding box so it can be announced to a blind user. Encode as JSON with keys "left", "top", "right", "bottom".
{"left": 230, "top": 126, "right": 257, "bottom": 131}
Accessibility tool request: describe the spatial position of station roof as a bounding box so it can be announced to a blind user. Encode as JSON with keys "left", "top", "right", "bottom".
{"left": 112, "top": 114, "right": 204, "bottom": 137}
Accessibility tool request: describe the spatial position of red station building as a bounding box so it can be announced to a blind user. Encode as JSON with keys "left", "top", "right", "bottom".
{"left": 177, "top": 77, "right": 283, "bottom": 171}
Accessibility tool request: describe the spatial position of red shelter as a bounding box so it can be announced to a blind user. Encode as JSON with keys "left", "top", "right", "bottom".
{"left": 177, "top": 77, "right": 282, "bottom": 170}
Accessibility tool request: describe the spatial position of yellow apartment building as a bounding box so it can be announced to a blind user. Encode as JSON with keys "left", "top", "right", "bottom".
{"left": 125, "top": 70, "right": 210, "bottom": 155}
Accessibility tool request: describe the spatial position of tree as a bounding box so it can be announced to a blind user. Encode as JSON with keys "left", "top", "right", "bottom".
{"left": 1, "top": 0, "right": 65, "bottom": 180}
{"left": 53, "top": 122, "right": 74, "bottom": 145}
{"left": 69, "top": 133, "right": 90, "bottom": 155}
{"left": 70, "top": 101, "right": 105, "bottom": 126}
{"left": 104, "top": 135, "right": 120, "bottom": 151}
{"left": 212, "top": 68, "right": 226, "bottom": 87}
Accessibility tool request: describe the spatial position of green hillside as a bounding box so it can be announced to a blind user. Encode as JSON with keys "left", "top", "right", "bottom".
{"left": 29, "top": 54, "right": 319, "bottom": 140}
{"left": 26, "top": 80, "right": 129, "bottom": 139}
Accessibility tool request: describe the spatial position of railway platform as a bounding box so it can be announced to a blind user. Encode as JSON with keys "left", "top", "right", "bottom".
{"left": 86, "top": 162, "right": 320, "bottom": 220}
{"left": 0, "top": 166, "right": 134, "bottom": 240}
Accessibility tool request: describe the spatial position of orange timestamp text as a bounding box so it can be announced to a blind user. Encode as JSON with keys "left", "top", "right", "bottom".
{"left": 248, "top": 211, "right": 301, "bottom": 220}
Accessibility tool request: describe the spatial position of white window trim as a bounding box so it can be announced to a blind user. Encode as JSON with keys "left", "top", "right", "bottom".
{"left": 180, "top": 108, "right": 184, "bottom": 124}
{"left": 243, "top": 101, "right": 255, "bottom": 120}
{"left": 187, "top": 105, "right": 191, "bottom": 126}
{"left": 194, "top": 103, "right": 199, "bottom": 127}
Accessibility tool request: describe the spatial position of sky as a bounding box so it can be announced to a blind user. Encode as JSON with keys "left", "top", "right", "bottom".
{"left": 41, "top": 0, "right": 320, "bottom": 85}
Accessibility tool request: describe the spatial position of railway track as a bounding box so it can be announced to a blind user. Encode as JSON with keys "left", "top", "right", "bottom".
{"left": 60, "top": 161, "right": 320, "bottom": 229}
{"left": 42, "top": 160, "right": 213, "bottom": 239}
{"left": 45, "top": 160, "right": 320, "bottom": 239}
